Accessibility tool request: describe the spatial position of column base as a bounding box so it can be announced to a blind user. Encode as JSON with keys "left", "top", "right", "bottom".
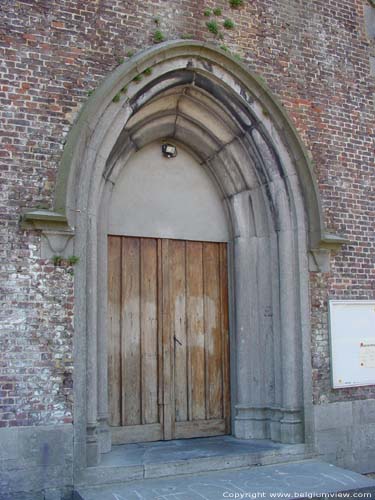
{"left": 97, "top": 417, "right": 112, "bottom": 454}
{"left": 234, "top": 405, "right": 304, "bottom": 444}
{"left": 86, "top": 424, "right": 100, "bottom": 466}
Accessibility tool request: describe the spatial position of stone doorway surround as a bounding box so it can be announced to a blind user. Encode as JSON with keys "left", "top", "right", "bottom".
{"left": 22, "top": 41, "right": 347, "bottom": 480}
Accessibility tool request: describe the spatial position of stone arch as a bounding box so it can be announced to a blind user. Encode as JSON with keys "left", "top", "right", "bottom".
{"left": 24, "top": 41, "right": 345, "bottom": 469}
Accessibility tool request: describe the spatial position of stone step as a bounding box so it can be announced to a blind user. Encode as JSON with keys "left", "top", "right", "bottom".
{"left": 75, "top": 437, "right": 312, "bottom": 489}
{"left": 75, "top": 459, "right": 375, "bottom": 500}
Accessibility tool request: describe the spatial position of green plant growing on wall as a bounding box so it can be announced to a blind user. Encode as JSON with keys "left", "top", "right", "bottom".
{"left": 133, "top": 74, "right": 143, "bottom": 83}
{"left": 143, "top": 67, "right": 153, "bottom": 76}
{"left": 153, "top": 30, "right": 165, "bottom": 43}
{"left": 87, "top": 89, "right": 94, "bottom": 97}
{"left": 126, "top": 50, "right": 135, "bottom": 57}
{"left": 213, "top": 7, "right": 222, "bottom": 16}
{"left": 204, "top": 8, "right": 212, "bottom": 16}
{"left": 67, "top": 256, "right": 80, "bottom": 266}
{"left": 256, "top": 74, "right": 268, "bottom": 87}
{"left": 52, "top": 255, "right": 63, "bottom": 266}
{"left": 229, "top": 0, "right": 244, "bottom": 7}
{"left": 120, "top": 85, "right": 128, "bottom": 94}
{"left": 220, "top": 44, "right": 230, "bottom": 52}
{"left": 112, "top": 92, "right": 121, "bottom": 103}
{"left": 206, "top": 20, "right": 219, "bottom": 35}
{"left": 223, "top": 19, "right": 235, "bottom": 29}
{"left": 34, "top": 203, "right": 50, "bottom": 209}
{"left": 117, "top": 57, "right": 124, "bottom": 65}
{"left": 181, "top": 33, "right": 193, "bottom": 39}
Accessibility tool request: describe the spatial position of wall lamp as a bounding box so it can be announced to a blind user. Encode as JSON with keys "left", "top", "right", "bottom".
{"left": 162, "top": 143, "right": 177, "bottom": 158}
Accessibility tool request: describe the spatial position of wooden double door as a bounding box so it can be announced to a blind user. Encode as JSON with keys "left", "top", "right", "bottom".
{"left": 108, "top": 236, "right": 230, "bottom": 444}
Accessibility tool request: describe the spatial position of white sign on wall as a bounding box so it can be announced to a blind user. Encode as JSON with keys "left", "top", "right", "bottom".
{"left": 329, "top": 300, "right": 375, "bottom": 388}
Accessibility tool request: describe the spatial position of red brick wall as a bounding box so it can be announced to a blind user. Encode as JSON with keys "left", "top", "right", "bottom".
{"left": 0, "top": 0, "right": 374, "bottom": 426}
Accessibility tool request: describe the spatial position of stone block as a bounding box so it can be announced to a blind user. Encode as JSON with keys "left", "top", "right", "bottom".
{"left": 17, "top": 425, "right": 73, "bottom": 468}
{"left": 280, "top": 421, "right": 304, "bottom": 444}
{"left": 0, "top": 425, "right": 73, "bottom": 497}
{"left": 0, "top": 428, "right": 19, "bottom": 460}
{"left": 313, "top": 402, "right": 353, "bottom": 431}
{"left": 351, "top": 449, "right": 375, "bottom": 474}
{"left": 40, "top": 231, "right": 74, "bottom": 259}
{"left": 314, "top": 428, "right": 352, "bottom": 456}
{"left": 353, "top": 399, "right": 375, "bottom": 425}
{"left": 308, "top": 249, "right": 331, "bottom": 272}
{"left": 352, "top": 423, "right": 375, "bottom": 462}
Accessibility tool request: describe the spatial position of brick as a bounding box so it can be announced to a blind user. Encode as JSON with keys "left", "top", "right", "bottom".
{"left": 0, "top": 0, "right": 374, "bottom": 428}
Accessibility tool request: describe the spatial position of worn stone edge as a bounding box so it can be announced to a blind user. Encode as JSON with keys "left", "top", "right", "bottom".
{"left": 21, "top": 209, "right": 73, "bottom": 231}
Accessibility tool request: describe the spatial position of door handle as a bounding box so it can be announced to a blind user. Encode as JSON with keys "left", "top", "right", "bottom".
{"left": 174, "top": 335, "right": 182, "bottom": 346}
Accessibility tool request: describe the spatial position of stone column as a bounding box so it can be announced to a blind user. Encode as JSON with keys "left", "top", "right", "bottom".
{"left": 86, "top": 214, "right": 100, "bottom": 465}
{"left": 231, "top": 191, "right": 268, "bottom": 439}
{"left": 277, "top": 192, "right": 304, "bottom": 443}
{"left": 96, "top": 189, "right": 112, "bottom": 454}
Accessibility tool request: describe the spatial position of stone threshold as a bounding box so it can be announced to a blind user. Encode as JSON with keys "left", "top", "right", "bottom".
{"left": 75, "top": 458, "right": 375, "bottom": 500}
{"left": 75, "top": 436, "right": 313, "bottom": 488}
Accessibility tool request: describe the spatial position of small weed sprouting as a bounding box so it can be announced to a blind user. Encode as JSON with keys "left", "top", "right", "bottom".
{"left": 121, "top": 85, "right": 128, "bottom": 94}
{"left": 204, "top": 8, "right": 212, "bottom": 16}
{"left": 229, "top": 0, "right": 244, "bottom": 7}
{"left": 133, "top": 74, "right": 143, "bottom": 83}
{"left": 153, "top": 30, "right": 165, "bottom": 43}
{"left": 126, "top": 50, "right": 135, "bottom": 57}
{"left": 220, "top": 44, "right": 230, "bottom": 52}
{"left": 213, "top": 7, "right": 222, "bottom": 15}
{"left": 52, "top": 255, "right": 63, "bottom": 266}
{"left": 206, "top": 20, "right": 219, "bottom": 35}
{"left": 143, "top": 67, "right": 153, "bottom": 76}
{"left": 112, "top": 93, "right": 121, "bottom": 103}
{"left": 67, "top": 255, "right": 79, "bottom": 266}
{"left": 181, "top": 33, "right": 193, "bottom": 39}
{"left": 223, "top": 18, "right": 235, "bottom": 29}
{"left": 87, "top": 89, "right": 94, "bottom": 97}
{"left": 117, "top": 57, "right": 124, "bottom": 65}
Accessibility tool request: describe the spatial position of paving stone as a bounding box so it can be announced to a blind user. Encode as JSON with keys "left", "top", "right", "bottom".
{"left": 76, "top": 460, "right": 375, "bottom": 500}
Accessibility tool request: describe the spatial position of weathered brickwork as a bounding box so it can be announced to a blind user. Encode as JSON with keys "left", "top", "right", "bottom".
{"left": 0, "top": 240, "right": 74, "bottom": 427}
{"left": 0, "top": 0, "right": 374, "bottom": 427}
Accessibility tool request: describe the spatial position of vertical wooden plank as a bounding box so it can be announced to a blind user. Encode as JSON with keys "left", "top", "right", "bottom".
{"left": 108, "top": 236, "right": 121, "bottom": 426}
{"left": 140, "top": 238, "right": 159, "bottom": 424}
{"left": 170, "top": 240, "right": 187, "bottom": 423}
{"left": 162, "top": 239, "right": 173, "bottom": 439}
{"left": 157, "top": 239, "right": 164, "bottom": 427}
{"left": 203, "top": 242, "right": 223, "bottom": 420}
{"left": 186, "top": 241, "right": 205, "bottom": 421}
{"left": 121, "top": 237, "right": 141, "bottom": 426}
{"left": 220, "top": 243, "right": 231, "bottom": 432}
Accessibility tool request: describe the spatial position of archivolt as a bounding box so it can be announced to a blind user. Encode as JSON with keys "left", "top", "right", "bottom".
{"left": 56, "top": 41, "right": 324, "bottom": 249}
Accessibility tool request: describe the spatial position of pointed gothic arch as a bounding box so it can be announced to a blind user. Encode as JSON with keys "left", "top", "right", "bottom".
{"left": 24, "top": 41, "right": 345, "bottom": 469}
